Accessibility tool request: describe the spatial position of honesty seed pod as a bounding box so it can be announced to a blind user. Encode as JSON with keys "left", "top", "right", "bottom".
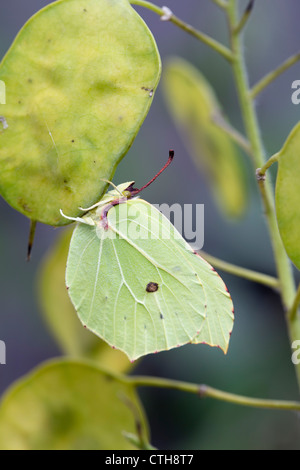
{"left": 0, "top": 0, "right": 161, "bottom": 226}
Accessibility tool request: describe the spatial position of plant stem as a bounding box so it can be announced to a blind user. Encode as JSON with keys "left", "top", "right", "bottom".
{"left": 251, "top": 51, "right": 300, "bottom": 99}
{"left": 128, "top": 375, "right": 300, "bottom": 412}
{"left": 210, "top": 0, "right": 228, "bottom": 9}
{"left": 226, "top": 0, "right": 295, "bottom": 307}
{"left": 289, "top": 284, "right": 300, "bottom": 322}
{"left": 227, "top": 0, "right": 300, "bottom": 387}
{"left": 200, "top": 251, "right": 280, "bottom": 290}
{"left": 211, "top": 112, "right": 253, "bottom": 157}
{"left": 130, "top": 0, "right": 234, "bottom": 62}
{"left": 257, "top": 152, "right": 280, "bottom": 177}
{"left": 234, "top": 0, "right": 255, "bottom": 35}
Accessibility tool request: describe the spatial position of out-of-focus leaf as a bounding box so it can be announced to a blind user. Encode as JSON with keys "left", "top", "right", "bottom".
{"left": 38, "top": 228, "right": 131, "bottom": 372}
{"left": 0, "top": 0, "right": 161, "bottom": 225}
{"left": 0, "top": 360, "right": 149, "bottom": 450}
{"left": 163, "top": 57, "right": 247, "bottom": 218}
{"left": 275, "top": 122, "right": 300, "bottom": 270}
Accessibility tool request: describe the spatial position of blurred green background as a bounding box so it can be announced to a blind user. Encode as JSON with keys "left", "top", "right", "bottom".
{"left": 1, "top": 0, "right": 300, "bottom": 450}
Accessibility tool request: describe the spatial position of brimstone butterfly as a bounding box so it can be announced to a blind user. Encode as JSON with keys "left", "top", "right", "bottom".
{"left": 63, "top": 152, "right": 234, "bottom": 361}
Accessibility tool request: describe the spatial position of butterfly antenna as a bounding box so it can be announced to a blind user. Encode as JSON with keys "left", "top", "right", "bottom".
{"left": 132, "top": 150, "right": 174, "bottom": 196}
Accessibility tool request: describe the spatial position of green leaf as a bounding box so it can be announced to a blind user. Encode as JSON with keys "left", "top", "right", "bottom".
{"left": 38, "top": 228, "right": 131, "bottom": 372}
{"left": 0, "top": 360, "right": 149, "bottom": 450}
{"left": 275, "top": 122, "right": 300, "bottom": 270}
{"left": 65, "top": 186, "right": 234, "bottom": 361}
{"left": 163, "top": 57, "right": 247, "bottom": 218}
{"left": 0, "top": 0, "right": 161, "bottom": 225}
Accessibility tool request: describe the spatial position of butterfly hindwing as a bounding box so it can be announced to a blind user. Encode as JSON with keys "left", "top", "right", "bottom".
{"left": 66, "top": 196, "right": 234, "bottom": 361}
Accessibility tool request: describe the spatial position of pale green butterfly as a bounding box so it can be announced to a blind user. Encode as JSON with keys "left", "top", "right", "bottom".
{"left": 62, "top": 152, "right": 234, "bottom": 361}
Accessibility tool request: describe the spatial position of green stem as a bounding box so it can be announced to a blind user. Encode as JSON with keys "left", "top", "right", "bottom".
{"left": 289, "top": 284, "right": 300, "bottom": 322}
{"left": 227, "top": 0, "right": 295, "bottom": 307}
{"left": 123, "top": 432, "right": 157, "bottom": 450}
{"left": 211, "top": 112, "right": 253, "bottom": 157}
{"left": 128, "top": 375, "right": 300, "bottom": 412}
{"left": 210, "top": 0, "right": 228, "bottom": 9}
{"left": 200, "top": 251, "right": 280, "bottom": 290}
{"left": 257, "top": 152, "right": 280, "bottom": 177}
{"left": 251, "top": 51, "right": 300, "bottom": 99}
{"left": 130, "top": 0, "right": 234, "bottom": 62}
{"left": 227, "top": 0, "right": 299, "bottom": 387}
{"left": 234, "top": 0, "right": 255, "bottom": 35}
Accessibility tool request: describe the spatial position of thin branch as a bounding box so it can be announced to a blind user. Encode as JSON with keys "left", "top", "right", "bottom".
{"left": 128, "top": 375, "right": 300, "bottom": 412}
{"left": 130, "top": 1, "right": 234, "bottom": 62}
{"left": 256, "top": 153, "right": 280, "bottom": 178}
{"left": 254, "top": 174, "right": 295, "bottom": 311}
{"left": 199, "top": 384, "right": 300, "bottom": 411}
{"left": 251, "top": 51, "right": 300, "bottom": 99}
{"left": 211, "top": 112, "right": 253, "bottom": 157}
{"left": 119, "top": 392, "right": 155, "bottom": 449}
{"left": 234, "top": 0, "right": 255, "bottom": 35}
{"left": 200, "top": 251, "right": 280, "bottom": 290}
{"left": 289, "top": 284, "right": 300, "bottom": 322}
{"left": 123, "top": 432, "right": 157, "bottom": 450}
{"left": 210, "top": 0, "right": 228, "bottom": 9}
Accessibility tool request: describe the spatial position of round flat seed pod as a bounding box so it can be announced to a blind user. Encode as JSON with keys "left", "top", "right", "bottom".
{"left": 163, "top": 57, "right": 247, "bottom": 218}
{"left": 275, "top": 122, "right": 300, "bottom": 270}
{"left": 0, "top": 360, "right": 149, "bottom": 450}
{"left": 0, "top": 0, "right": 161, "bottom": 225}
